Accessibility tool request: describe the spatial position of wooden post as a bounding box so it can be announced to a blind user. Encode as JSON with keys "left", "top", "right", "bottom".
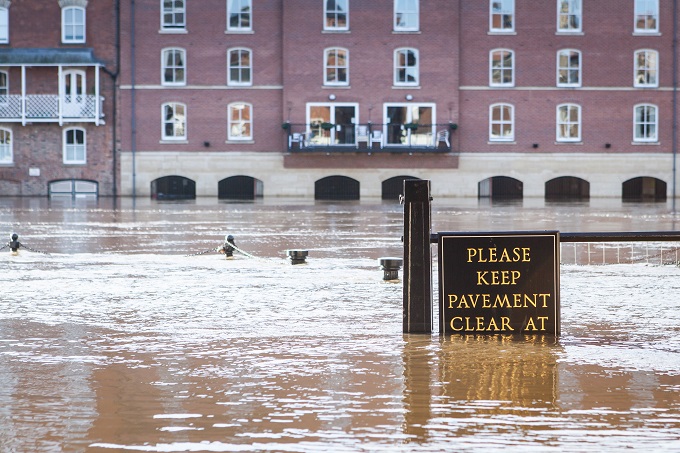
{"left": 403, "top": 179, "right": 432, "bottom": 334}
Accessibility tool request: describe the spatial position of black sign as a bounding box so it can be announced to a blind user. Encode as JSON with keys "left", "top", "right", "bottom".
{"left": 439, "top": 232, "right": 560, "bottom": 336}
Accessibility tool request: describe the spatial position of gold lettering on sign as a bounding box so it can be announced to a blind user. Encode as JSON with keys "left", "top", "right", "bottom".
{"left": 450, "top": 316, "right": 514, "bottom": 332}
{"left": 466, "top": 247, "right": 531, "bottom": 263}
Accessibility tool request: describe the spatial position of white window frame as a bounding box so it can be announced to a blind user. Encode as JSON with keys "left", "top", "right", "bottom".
{"left": 228, "top": 102, "right": 252, "bottom": 141}
{"left": 557, "top": 49, "right": 581, "bottom": 87}
{"left": 634, "top": 0, "right": 659, "bottom": 34}
{"left": 162, "top": 48, "right": 186, "bottom": 86}
{"left": 490, "top": 0, "right": 514, "bottom": 33}
{"left": 556, "top": 103, "right": 581, "bottom": 142}
{"left": 324, "top": 47, "right": 349, "bottom": 86}
{"left": 394, "top": 48, "right": 419, "bottom": 86}
{"left": 0, "top": 127, "right": 12, "bottom": 164}
{"left": 62, "top": 6, "right": 85, "bottom": 44}
{"left": 162, "top": 102, "right": 187, "bottom": 141}
{"left": 557, "top": 0, "right": 581, "bottom": 32}
{"left": 489, "top": 103, "right": 515, "bottom": 141}
{"left": 63, "top": 127, "right": 86, "bottom": 164}
{"left": 394, "top": 0, "right": 419, "bottom": 32}
{"left": 161, "top": 0, "right": 186, "bottom": 30}
{"left": 634, "top": 104, "right": 658, "bottom": 142}
{"left": 0, "top": 7, "right": 9, "bottom": 43}
{"left": 227, "top": 48, "right": 252, "bottom": 86}
{"left": 634, "top": 49, "right": 659, "bottom": 87}
{"left": 490, "top": 49, "right": 514, "bottom": 87}
{"left": 324, "top": 0, "right": 349, "bottom": 31}
{"left": 227, "top": 0, "right": 252, "bottom": 32}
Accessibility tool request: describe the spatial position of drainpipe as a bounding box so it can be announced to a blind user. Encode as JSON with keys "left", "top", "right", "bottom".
{"left": 673, "top": 0, "right": 678, "bottom": 211}
{"left": 130, "top": 0, "right": 137, "bottom": 199}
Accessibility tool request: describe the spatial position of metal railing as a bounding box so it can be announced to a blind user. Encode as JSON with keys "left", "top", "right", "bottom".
{"left": 285, "top": 122, "right": 454, "bottom": 153}
{"left": 0, "top": 94, "right": 104, "bottom": 123}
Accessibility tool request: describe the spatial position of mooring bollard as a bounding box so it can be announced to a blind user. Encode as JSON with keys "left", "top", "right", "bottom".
{"left": 287, "top": 250, "right": 308, "bottom": 265}
{"left": 402, "top": 179, "right": 433, "bottom": 334}
{"left": 379, "top": 257, "right": 403, "bottom": 281}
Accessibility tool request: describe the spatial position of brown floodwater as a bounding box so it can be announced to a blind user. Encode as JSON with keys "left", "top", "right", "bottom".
{"left": 0, "top": 197, "right": 679, "bottom": 452}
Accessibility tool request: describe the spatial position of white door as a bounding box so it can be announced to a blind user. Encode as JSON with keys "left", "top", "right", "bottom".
{"left": 62, "top": 70, "right": 86, "bottom": 117}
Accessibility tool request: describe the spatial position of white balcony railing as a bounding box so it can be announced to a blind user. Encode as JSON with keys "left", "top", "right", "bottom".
{"left": 0, "top": 94, "right": 104, "bottom": 124}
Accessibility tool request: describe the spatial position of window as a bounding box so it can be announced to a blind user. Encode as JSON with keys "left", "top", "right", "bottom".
{"left": 325, "top": 48, "right": 348, "bottom": 86}
{"left": 306, "top": 103, "right": 358, "bottom": 146}
{"left": 490, "top": 104, "right": 514, "bottom": 141}
{"left": 556, "top": 104, "right": 581, "bottom": 142}
{"left": 62, "top": 6, "right": 85, "bottom": 43}
{"left": 228, "top": 103, "right": 252, "bottom": 140}
{"left": 634, "top": 0, "right": 658, "bottom": 33}
{"left": 634, "top": 104, "right": 658, "bottom": 142}
{"left": 227, "top": 0, "right": 252, "bottom": 31}
{"left": 161, "top": 0, "right": 185, "bottom": 30}
{"left": 228, "top": 48, "right": 251, "bottom": 86}
{"left": 0, "top": 70, "right": 8, "bottom": 102}
{"left": 557, "top": 0, "right": 581, "bottom": 32}
{"left": 557, "top": 49, "right": 581, "bottom": 87}
{"left": 634, "top": 50, "right": 658, "bottom": 87}
{"left": 384, "top": 103, "right": 435, "bottom": 146}
{"left": 490, "top": 0, "right": 514, "bottom": 32}
{"left": 394, "top": 0, "right": 418, "bottom": 31}
{"left": 162, "top": 48, "right": 186, "bottom": 85}
{"left": 325, "top": 0, "right": 348, "bottom": 31}
{"left": 63, "top": 128, "right": 86, "bottom": 164}
{"left": 162, "top": 102, "right": 186, "bottom": 140}
{"left": 0, "top": 128, "right": 11, "bottom": 163}
{"left": 394, "top": 48, "right": 418, "bottom": 86}
{"left": 0, "top": 7, "right": 8, "bottom": 43}
{"left": 490, "top": 49, "right": 514, "bottom": 86}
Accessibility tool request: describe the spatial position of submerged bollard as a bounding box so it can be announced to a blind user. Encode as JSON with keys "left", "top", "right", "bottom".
{"left": 380, "top": 257, "right": 403, "bottom": 281}
{"left": 287, "top": 250, "right": 308, "bottom": 265}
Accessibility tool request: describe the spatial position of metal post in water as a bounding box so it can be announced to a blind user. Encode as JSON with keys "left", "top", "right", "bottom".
{"left": 402, "top": 179, "right": 432, "bottom": 334}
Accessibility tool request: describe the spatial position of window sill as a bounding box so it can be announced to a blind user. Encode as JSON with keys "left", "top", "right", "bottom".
{"left": 63, "top": 162, "right": 86, "bottom": 166}
{"left": 631, "top": 141, "right": 660, "bottom": 145}
{"left": 225, "top": 30, "right": 254, "bottom": 34}
{"left": 633, "top": 32, "right": 661, "bottom": 36}
{"left": 0, "top": 162, "right": 14, "bottom": 166}
{"left": 634, "top": 84, "right": 660, "bottom": 89}
{"left": 489, "top": 84, "right": 515, "bottom": 88}
{"left": 226, "top": 140, "right": 254, "bottom": 144}
{"left": 488, "top": 31, "right": 517, "bottom": 35}
{"left": 161, "top": 83, "right": 187, "bottom": 88}
{"left": 556, "top": 84, "right": 582, "bottom": 89}
{"left": 159, "top": 29, "right": 188, "bottom": 34}
{"left": 555, "top": 31, "right": 584, "bottom": 35}
{"left": 322, "top": 30, "right": 350, "bottom": 34}
{"left": 554, "top": 141, "right": 583, "bottom": 145}
{"left": 392, "top": 30, "right": 421, "bottom": 34}
{"left": 160, "top": 140, "right": 188, "bottom": 144}
{"left": 392, "top": 85, "right": 421, "bottom": 90}
{"left": 488, "top": 141, "right": 516, "bottom": 145}
{"left": 323, "top": 84, "right": 350, "bottom": 88}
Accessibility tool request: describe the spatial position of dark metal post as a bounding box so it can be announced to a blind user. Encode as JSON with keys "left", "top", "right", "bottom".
{"left": 403, "top": 179, "right": 432, "bottom": 334}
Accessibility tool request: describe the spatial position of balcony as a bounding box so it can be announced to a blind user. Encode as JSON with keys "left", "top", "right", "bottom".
{"left": 0, "top": 94, "right": 104, "bottom": 125}
{"left": 285, "top": 122, "right": 454, "bottom": 153}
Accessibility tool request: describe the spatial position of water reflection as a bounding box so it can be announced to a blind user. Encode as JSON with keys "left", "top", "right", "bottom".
{"left": 0, "top": 197, "right": 679, "bottom": 451}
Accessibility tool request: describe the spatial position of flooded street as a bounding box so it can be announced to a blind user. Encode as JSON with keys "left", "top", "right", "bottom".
{"left": 1, "top": 197, "right": 679, "bottom": 452}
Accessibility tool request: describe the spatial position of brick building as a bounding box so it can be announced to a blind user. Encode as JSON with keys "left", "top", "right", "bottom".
{"left": 4, "top": 1, "right": 677, "bottom": 201}
{"left": 0, "top": 0, "right": 118, "bottom": 197}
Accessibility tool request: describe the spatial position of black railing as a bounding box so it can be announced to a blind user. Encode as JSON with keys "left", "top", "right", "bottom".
{"left": 284, "top": 122, "right": 455, "bottom": 153}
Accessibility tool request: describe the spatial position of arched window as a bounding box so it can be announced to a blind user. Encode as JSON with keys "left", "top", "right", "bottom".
{"left": 227, "top": 48, "right": 251, "bottom": 86}
{"left": 62, "top": 6, "right": 85, "bottom": 43}
{"left": 634, "top": 104, "right": 658, "bottom": 142}
{"left": 162, "top": 48, "right": 186, "bottom": 85}
{"left": 490, "top": 49, "right": 514, "bottom": 86}
{"left": 324, "top": 48, "right": 348, "bottom": 86}
{"left": 489, "top": 103, "right": 514, "bottom": 141}
{"left": 394, "top": 48, "right": 418, "bottom": 86}
{"left": 0, "top": 127, "right": 11, "bottom": 163}
{"left": 634, "top": 49, "right": 658, "bottom": 87}
{"left": 557, "top": 49, "right": 581, "bottom": 87}
{"left": 556, "top": 103, "right": 581, "bottom": 142}
{"left": 228, "top": 102, "right": 252, "bottom": 140}
{"left": 63, "top": 127, "right": 86, "bottom": 164}
{"left": 162, "top": 102, "right": 187, "bottom": 140}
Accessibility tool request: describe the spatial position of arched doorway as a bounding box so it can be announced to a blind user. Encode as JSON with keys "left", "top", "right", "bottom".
{"left": 315, "top": 175, "right": 359, "bottom": 200}
{"left": 218, "top": 175, "right": 263, "bottom": 200}
{"left": 622, "top": 177, "right": 666, "bottom": 201}
{"left": 545, "top": 176, "right": 590, "bottom": 200}
{"left": 478, "top": 176, "right": 523, "bottom": 199}
{"left": 382, "top": 175, "right": 419, "bottom": 200}
{"left": 151, "top": 175, "right": 195, "bottom": 200}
